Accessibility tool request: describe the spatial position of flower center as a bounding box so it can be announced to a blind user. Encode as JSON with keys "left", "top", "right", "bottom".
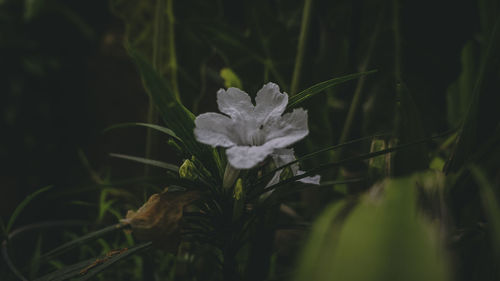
{"left": 251, "top": 124, "right": 265, "bottom": 146}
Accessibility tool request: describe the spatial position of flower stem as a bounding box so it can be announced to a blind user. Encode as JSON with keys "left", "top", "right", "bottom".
{"left": 290, "top": 0, "right": 313, "bottom": 95}
{"left": 223, "top": 164, "right": 240, "bottom": 189}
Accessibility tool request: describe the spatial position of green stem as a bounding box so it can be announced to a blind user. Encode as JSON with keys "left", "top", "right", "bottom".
{"left": 337, "top": 7, "right": 384, "bottom": 148}
{"left": 166, "top": 0, "right": 180, "bottom": 101}
{"left": 393, "top": 0, "right": 402, "bottom": 82}
{"left": 144, "top": 0, "right": 165, "bottom": 176}
{"left": 290, "top": 0, "right": 313, "bottom": 95}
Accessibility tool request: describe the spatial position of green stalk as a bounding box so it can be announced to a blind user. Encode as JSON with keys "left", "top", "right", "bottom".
{"left": 145, "top": 0, "right": 180, "bottom": 176}
{"left": 144, "top": 0, "right": 165, "bottom": 177}
{"left": 336, "top": 8, "right": 384, "bottom": 149}
{"left": 290, "top": 0, "right": 313, "bottom": 95}
{"left": 166, "top": 0, "right": 180, "bottom": 101}
{"left": 393, "top": 0, "right": 402, "bottom": 82}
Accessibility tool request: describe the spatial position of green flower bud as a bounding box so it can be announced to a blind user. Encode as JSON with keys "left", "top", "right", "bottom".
{"left": 179, "top": 159, "right": 197, "bottom": 180}
{"left": 233, "top": 178, "right": 243, "bottom": 200}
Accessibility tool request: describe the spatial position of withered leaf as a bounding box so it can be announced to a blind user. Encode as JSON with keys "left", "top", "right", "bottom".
{"left": 122, "top": 189, "right": 200, "bottom": 252}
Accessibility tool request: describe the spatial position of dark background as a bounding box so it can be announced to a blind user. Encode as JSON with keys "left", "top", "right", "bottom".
{"left": 0, "top": 0, "right": 480, "bottom": 227}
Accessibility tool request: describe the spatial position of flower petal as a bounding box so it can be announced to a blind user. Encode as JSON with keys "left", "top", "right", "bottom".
{"left": 296, "top": 170, "right": 321, "bottom": 185}
{"left": 226, "top": 145, "right": 274, "bottom": 169}
{"left": 254, "top": 82, "right": 288, "bottom": 124}
{"left": 217, "top": 87, "right": 254, "bottom": 119}
{"left": 264, "top": 108, "right": 309, "bottom": 149}
{"left": 271, "top": 148, "right": 296, "bottom": 166}
{"left": 194, "top": 113, "right": 237, "bottom": 147}
{"left": 272, "top": 149, "right": 321, "bottom": 185}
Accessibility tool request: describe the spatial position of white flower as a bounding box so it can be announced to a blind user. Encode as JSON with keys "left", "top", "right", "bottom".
{"left": 194, "top": 82, "right": 309, "bottom": 169}
{"left": 266, "top": 148, "right": 321, "bottom": 188}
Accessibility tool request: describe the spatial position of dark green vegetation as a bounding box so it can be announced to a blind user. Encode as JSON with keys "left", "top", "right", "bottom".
{"left": 1, "top": 0, "right": 499, "bottom": 280}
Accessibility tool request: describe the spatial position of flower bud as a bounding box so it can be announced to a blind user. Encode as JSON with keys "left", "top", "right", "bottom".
{"left": 233, "top": 178, "right": 244, "bottom": 200}
{"left": 179, "top": 158, "right": 197, "bottom": 180}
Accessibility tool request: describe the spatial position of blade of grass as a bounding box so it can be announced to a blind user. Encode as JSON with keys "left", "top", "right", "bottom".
{"left": 470, "top": 165, "right": 500, "bottom": 259}
{"left": 446, "top": 15, "right": 500, "bottom": 172}
{"left": 337, "top": 6, "right": 384, "bottom": 148}
{"left": 253, "top": 130, "right": 454, "bottom": 198}
{"left": 267, "top": 179, "right": 363, "bottom": 201}
{"left": 74, "top": 242, "right": 153, "bottom": 281}
{"left": 29, "top": 235, "right": 43, "bottom": 279}
{"left": 287, "top": 70, "right": 377, "bottom": 109}
{"left": 6, "top": 185, "right": 52, "bottom": 234}
{"left": 109, "top": 153, "right": 179, "bottom": 173}
{"left": 40, "top": 222, "right": 129, "bottom": 261}
{"left": 2, "top": 220, "right": 86, "bottom": 281}
{"left": 104, "top": 122, "right": 180, "bottom": 141}
{"left": 34, "top": 257, "right": 98, "bottom": 281}
{"left": 260, "top": 133, "right": 389, "bottom": 183}
{"left": 290, "top": 0, "right": 314, "bottom": 95}
{"left": 128, "top": 48, "right": 223, "bottom": 181}
{"left": 2, "top": 239, "right": 29, "bottom": 281}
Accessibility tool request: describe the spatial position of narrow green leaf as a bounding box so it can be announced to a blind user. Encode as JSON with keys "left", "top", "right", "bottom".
{"left": 470, "top": 165, "right": 500, "bottom": 258}
{"left": 29, "top": 235, "right": 43, "bottom": 279}
{"left": 6, "top": 185, "right": 52, "bottom": 233}
{"left": 34, "top": 257, "right": 105, "bottom": 281}
{"left": 446, "top": 41, "right": 477, "bottom": 128}
{"left": 40, "top": 222, "right": 128, "bottom": 261}
{"left": 446, "top": 17, "right": 500, "bottom": 172}
{"left": 103, "top": 122, "right": 180, "bottom": 141}
{"left": 255, "top": 131, "right": 452, "bottom": 194}
{"left": 74, "top": 242, "right": 152, "bottom": 281}
{"left": 266, "top": 179, "right": 362, "bottom": 201}
{"left": 128, "top": 47, "right": 222, "bottom": 181}
{"left": 109, "top": 153, "right": 179, "bottom": 173}
{"left": 259, "top": 134, "right": 388, "bottom": 185}
{"left": 287, "top": 70, "right": 377, "bottom": 109}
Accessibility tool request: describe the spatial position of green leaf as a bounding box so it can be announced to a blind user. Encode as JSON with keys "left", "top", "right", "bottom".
{"left": 109, "top": 153, "right": 179, "bottom": 173}
{"left": 40, "top": 222, "right": 129, "bottom": 261}
{"left": 470, "top": 165, "right": 500, "bottom": 258}
{"left": 35, "top": 242, "right": 152, "bottom": 281}
{"left": 287, "top": 70, "right": 377, "bottom": 109}
{"left": 6, "top": 185, "right": 52, "bottom": 233}
{"left": 258, "top": 134, "right": 387, "bottom": 186}
{"left": 446, "top": 41, "right": 477, "bottom": 128}
{"left": 34, "top": 257, "right": 98, "bottom": 281}
{"left": 128, "top": 47, "right": 222, "bottom": 181}
{"left": 74, "top": 242, "right": 152, "bottom": 281}
{"left": 294, "top": 177, "right": 450, "bottom": 281}
{"left": 265, "top": 179, "right": 362, "bottom": 202}
{"left": 103, "top": 122, "right": 180, "bottom": 141}
{"left": 446, "top": 17, "right": 500, "bottom": 172}
{"left": 294, "top": 200, "right": 354, "bottom": 281}
{"left": 255, "top": 131, "right": 452, "bottom": 196}
{"left": 29, "top": 235, "right": 43, "bottom": 279}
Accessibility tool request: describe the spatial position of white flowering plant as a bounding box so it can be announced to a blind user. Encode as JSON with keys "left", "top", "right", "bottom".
{"left": 101, "top": 49, "right": 377, "bottom": 280}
